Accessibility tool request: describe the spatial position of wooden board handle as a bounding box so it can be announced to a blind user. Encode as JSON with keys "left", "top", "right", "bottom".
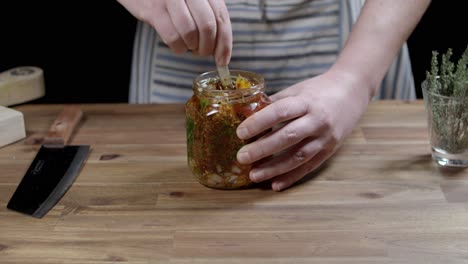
{"left": 42, "top": 105, "right": 83, "bottom": 146}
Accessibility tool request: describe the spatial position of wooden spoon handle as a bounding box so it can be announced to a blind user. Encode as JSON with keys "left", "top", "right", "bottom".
{"left": 217, "top": 65, "right": 233, "bottom": 90}
{"left": 43, "top": 105, "right": 83, "bottom": 147}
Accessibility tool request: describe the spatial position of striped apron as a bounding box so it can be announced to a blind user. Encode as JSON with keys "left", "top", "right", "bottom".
{"left": 129, "top": 0, "right": 415, "bottom": 103}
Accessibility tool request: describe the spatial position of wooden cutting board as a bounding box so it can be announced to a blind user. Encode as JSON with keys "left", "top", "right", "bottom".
{"left": 0, "top": 105, "right": 25, "bottom": 148}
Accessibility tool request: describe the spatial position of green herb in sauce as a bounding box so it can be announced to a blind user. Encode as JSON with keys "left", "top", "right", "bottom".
{"left": 199, "top": 98, "right": 210, "bottom": 110}
{"left": 186, "top": 116, "right": 194, "bottom": 157}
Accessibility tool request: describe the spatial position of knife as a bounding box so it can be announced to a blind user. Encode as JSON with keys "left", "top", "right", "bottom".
{"left": 7, "top": 105, "right": 90, "bottom": 218}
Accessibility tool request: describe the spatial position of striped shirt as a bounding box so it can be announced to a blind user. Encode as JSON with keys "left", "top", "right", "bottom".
{"left": 129, "top": 0, "right": 416, "bottom": 103}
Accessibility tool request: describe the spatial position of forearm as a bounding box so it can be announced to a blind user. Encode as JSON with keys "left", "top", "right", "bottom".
{"left": 330, "top": 0, "right": 430, "bottom": 98}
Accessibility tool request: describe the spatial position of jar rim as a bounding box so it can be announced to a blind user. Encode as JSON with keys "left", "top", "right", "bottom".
{"left": 193, "top": 69, "right": 265, "bottom": 99}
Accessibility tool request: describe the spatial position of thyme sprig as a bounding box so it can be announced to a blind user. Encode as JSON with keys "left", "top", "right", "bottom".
{"left": 425, "top": 45, "right": 468, "bottom": 96}
{"left": 423, "top": 45, "right": 468, "bottom": 153}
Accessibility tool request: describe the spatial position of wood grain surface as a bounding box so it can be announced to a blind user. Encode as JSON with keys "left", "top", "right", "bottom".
{"left": 1, "top": 101, "right": 468, "bottom": 263}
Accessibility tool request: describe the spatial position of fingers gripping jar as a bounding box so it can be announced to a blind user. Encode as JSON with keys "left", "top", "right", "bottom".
{"left": 185, "top": 70, "right": 271, "bottom": 189}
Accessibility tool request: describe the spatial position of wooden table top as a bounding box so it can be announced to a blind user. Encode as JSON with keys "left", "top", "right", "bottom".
{"left": 1, "top": 100, "right": 468, "bottom": 263}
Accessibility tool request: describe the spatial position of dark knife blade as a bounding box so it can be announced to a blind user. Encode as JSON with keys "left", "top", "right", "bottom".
{"left": 7, "top": 145, "right": 89, "bottom": 218}
{"left": 7, "top": 105, "right": 90, "bottom": 218}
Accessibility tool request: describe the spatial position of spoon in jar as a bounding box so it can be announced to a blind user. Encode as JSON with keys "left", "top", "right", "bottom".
{"left": 217, "top": 64, "right": 234, "bottom": 90}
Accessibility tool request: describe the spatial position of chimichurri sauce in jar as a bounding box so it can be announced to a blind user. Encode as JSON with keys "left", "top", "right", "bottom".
{"left": 185, "top": 70, "right": 271, "bottom": 189}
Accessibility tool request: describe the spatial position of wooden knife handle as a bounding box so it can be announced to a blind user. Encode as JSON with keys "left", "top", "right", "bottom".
{"left": 42, "top": 105, "right": 83, "bottom": 146}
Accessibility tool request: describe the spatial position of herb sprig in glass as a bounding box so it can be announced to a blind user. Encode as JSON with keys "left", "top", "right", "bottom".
{"left": 423, "top": 45, "right": 468, "bottom": 153}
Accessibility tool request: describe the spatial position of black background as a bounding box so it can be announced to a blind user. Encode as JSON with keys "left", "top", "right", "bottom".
{"left": 0, "top": 0, "right": 466, "bottom": 103}
{"left": 0, "top": 1, "right": 136, "bottom": 103}
{"left": 407, "top": 0, "right": 468, "bottom": 98}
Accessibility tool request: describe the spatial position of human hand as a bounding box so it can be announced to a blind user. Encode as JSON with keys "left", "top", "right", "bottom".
{"left": 116, "top": 0, "right": 232, "bottom": 65}
{"left": 236, "top": 71, "right": 372, "bottom": 191}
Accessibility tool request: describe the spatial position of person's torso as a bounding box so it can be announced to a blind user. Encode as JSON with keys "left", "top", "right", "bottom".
{"left": 150, "top": 0, "right": 341, "bottom": 102}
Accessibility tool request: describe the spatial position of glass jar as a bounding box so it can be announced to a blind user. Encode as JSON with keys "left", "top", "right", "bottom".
{"left": 185, "top": 70, "right": 271, "bottom": 189}
{"left": 422, "top": 80, "right": 468, "bottom": 167}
